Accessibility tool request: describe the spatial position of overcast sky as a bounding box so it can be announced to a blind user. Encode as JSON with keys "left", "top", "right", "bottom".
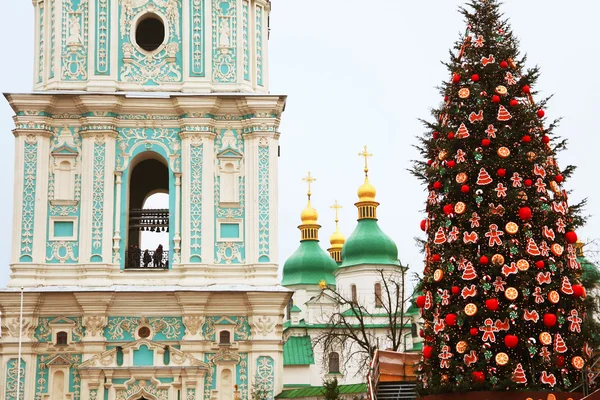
{"left": 0, "top": 1, "right": 598, "bottom": 288}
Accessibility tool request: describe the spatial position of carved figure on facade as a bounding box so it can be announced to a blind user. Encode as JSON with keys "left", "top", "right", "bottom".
{"left": 219, "top": 18, "right": 231, "bottom": 48}
{"left": 212, "top": 0, "right": 237, "bottom": 82}
{"left": 83, "top": 316, "right": 107, "bottom": 337}
{"left": 183, "top": 315, "right": 205, "bottom": 336}
{"left": 62, "top": 1, "right": 88, "bottom": 80}
{"left": 7, "top": 318, "right": 35, "bottom": 339}
{"left": 67, "top": 14, "right": 82, "bottom": 45}
{"left": 252, "top": 316, "right": 275, "bottom": 337}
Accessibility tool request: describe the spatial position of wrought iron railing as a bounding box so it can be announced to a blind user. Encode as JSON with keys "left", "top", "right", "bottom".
{"left": 129, "top": 208, "right": 169, "bottom": 232}
{"left": 125, "top": 249, "right": 169, "bottom": 269}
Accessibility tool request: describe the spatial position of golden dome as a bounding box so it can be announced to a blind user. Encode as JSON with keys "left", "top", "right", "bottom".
{"left": 357, "top": 176, "right": 377, "bottom": 202}
{"left": 329, "top": 228, "right": 346, "bottom": 248}
{"left": 301, "top": 200, "right": 318, "bottom": 225}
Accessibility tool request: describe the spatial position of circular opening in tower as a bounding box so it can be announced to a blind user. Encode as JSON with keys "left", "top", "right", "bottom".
{"left": 135, "top": 15, "right": 165, "bottom": 52}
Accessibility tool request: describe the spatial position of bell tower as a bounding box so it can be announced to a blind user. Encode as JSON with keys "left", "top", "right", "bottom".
{"left": 33, "top": 0, "right": 271, "bottom": 93}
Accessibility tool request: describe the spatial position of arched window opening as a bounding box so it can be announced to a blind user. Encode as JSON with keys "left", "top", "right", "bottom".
{"left": 411, "top": 322, "right": 418, "bottom": 338}
{"left": 351, "top": 285, "right": 357, "bottom": 305}
{"left": 127, "top": 158, "right": 169, "bottom": 269}
{"left": 56, "top": 331, "right": 68, "bottom": 346}
{"left": 55, "top": 160, "right": 74, "bottom": 201}
{"left": 52, "top": 370, "right": 65, "bottom": 399}
{"left": 374, "top": 283, "right": 383, "bottom": 307}
{"left": 328, "top": 352, "right": 340, "bottom": 373}
{"left": 219, "top": 330, "right": 231, "bottom": 345}
{"left": 286, "top": 298, "right": 293, "bottom": 320}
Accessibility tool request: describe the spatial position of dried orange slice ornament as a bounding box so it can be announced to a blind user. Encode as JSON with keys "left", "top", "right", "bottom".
{"left": 497, "top": 147, "right": 511, "bottom": 158}
{"left": 454, "top": 202, "right": 466, "bottom": 215}
{"left": 459, "top": 88, "right": 471, "bottom": 99}
{"left": 572, "top": 356, "right": 585, "bottom": 370}
{"left": 548, "top": 290, "right": 560, "bottom": 304}
{"left": 456, "top": 172, "right": 468, "bottom": 184}
{"left": 495, "top": 85, "right": 508, "bottom": 95}
{"left": 550, "top": 181, "right": 560, "bottom": 194}
{"left": 464, "top": 303, "right": 478, "bottom": 316}
{"left": 551, "top": 243, "right": 564, "bottom": 256}
{"left": 434, "top": 269, "right": 444, "bottom": 282}
{"left": 495, "top": 352, "right": 509, "bottom": 366}
{"left": 505, "top": 287, "right": 519, "bottom": 300}
{"left": 516, "top": 259, "right": 530, "bottom": 271}
{"left": 492, "top": 254, "right": 505, "bottom": 266}
{"left": 505, "top": 222, "right": 519, "bottom": 235}
{"left": 456, "top": 341, "right": 468, "bottom": 354}
{"left": 539, "top": 332, "right": 552, "bottom": 346}
{"left": 438, "top": 150, "right": 448, "bottom": 160}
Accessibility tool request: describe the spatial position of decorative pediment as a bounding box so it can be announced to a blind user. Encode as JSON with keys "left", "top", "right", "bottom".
{"left": 306, "top": 293, "right": 337, "bottom": 306}
{"left": 217, "top": 148, "right": 243, "bottom": 159}
{"left": 213, "top": 316, "right": 237, "bottom": 325}
{"left": 78, "top": 339, "right": 209, "bottom": 370}
{"left": 51, "top": 145, "right": 79, "bottom": 157}
{"left": 212, "top": 347, "right": 241, "bottom": 364}
{"left": 47, "top": 354, "right": 73, "bottom": 366}
{"left": 48, "top": 316, "right": 78, "bottom": 327}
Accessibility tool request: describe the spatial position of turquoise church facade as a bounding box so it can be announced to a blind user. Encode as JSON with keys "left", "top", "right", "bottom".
{"left": 0, "top": 1, "right": 291, "bottom": 399}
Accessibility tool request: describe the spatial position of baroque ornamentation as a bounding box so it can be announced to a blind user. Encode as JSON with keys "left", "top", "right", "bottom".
{"left": 212, "top": 0, "right": 237, "bottom": 82}
{"left": 183, "top": 315, "right": 204, "bottom": 336}
{"left": 203, "top": 316, "right": 250, "bottom": 341}
{"left": 216, "top": 242, "right": 244, "bottom": 264}
{"left": 116, "top": 127, "right": 181, "bottom": 172}
{"left": 255, "top": 4, "right": 263, "bottom": 86}
{"left": 190, "top": 0, "right": 205, "bottom": 76}
{"left": 255, "top": 356, "right": 275, "bottom": 398}
{"left": 90, "top": 389, "right": 98, "bottom": 400}
{"left": 115, "top": 379, "right": 168, "bottom": 400}
{"left": 38, "top": 2, "right": 45, "bottom": 83}
{"left": 236, "top": 352, "right": 249, "bottom": 400}
{"left": 91, "top": 140, "right": 106, "bottom": 259}
{"left": 242, "top": 1, "right": 249, "bottom": 81}
{"left": 189, "top": 141, "right": 203, "bottom": 262}
{"left": 7, "top": 318, "right": 34, "bottom": 339}
{"left": 35, "top": 317, "right": 85, "bottom": 343}
{"left": 62, "top": 0, "right": 89, "bottom": 80}
{"left": 50, "top": 0, "right": 56, "bottom": 78}
{"left": 187, "top": 388, "right": 196, "bottom": 400}
{"left": 20, "top": 141, "right": 38, "bottom": 261}
{"left": 203, "top": 353, "right": 217, "bottom": 400}
{"left": 106, "top": 316, "right": 183, "bottom": 340}
{"left": 35, "top": 353, "right": 82, "bottom": 400}
{"left": 46, "top": 241, "right": 79, "bottom": 263}
{"left": 119, "top": 0, "right": 182, "bottom": 84}
{"left": 5, "top": 359, "right": 25, "bottom": 400}
{"left": 252, "top": 316, "right": 275, "bottom": 337}
{"left": 84, "top": 316, "right": 107, "bottom": 337}
{"left": 258, "top": 138, "right": 270, "bottom": 261}
{"left": 96, "top": 0, "right": 111, "bottom": 74}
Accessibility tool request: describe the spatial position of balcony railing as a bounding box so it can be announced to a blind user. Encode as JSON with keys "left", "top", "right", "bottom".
{"left": 125, "top": 249, "right": 169, "bottom": 270}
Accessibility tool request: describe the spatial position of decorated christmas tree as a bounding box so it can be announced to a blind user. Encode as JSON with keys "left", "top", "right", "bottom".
{"left": 412, "top": 0, "right": 594, "bottom": 396}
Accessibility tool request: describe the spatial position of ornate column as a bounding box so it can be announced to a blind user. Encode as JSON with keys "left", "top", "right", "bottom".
{"left": 173, "top": 172, "right": 182, "bottom": 264}
{"left": 112, "top": 171, "right": 123, "bottom": 264}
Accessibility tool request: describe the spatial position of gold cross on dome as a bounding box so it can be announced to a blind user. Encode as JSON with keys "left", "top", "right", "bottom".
{"left": 302, "top": 172, "right": 316, "bottom": 199}
{"left": 358, "top": 145, "right": 373, "bottom": 174}
{"left": 330, "top": 200, "right": 343, "bottom": 223}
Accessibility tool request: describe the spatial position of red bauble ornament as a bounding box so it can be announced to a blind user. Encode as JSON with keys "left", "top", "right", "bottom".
{"left": 505, "top": 334, "right": 519, "bottom": 349}
{"left": 543, "top": 313, "right": 557, "bottom": 327}
{"left": 524, "top": 179, "right": 533, "bottom": 187}
{"left": 452, "top": 286, "right": 460, "bottom": 295}
{"left": 433, "top": 131, "right": 440, "bottom": 139}
{"left": 416, "top": 296, "right": 426, "bottom": 308}
{"left": 536, "top": 260, "right": 545, "bottom": 269}
{"left": 447, "top": 160, "right": 456, "bottom": 168}
{"left": 447, "top": 132, "right": 455, "bottom": 140}
{"left": 522, "top": 85, "right": 531, "bottom": 94}
{"left": 522, "top": 135, "right": 531, "bottom": 143}
{"left": 497, "top": 168, "right": 506, "bottom": 177}
{"left": 433, "top": 181, "right": 442, "bottom": 190}
{"left": 486, "top": 298, "right": 499, "bottom": 311}
{"left": 445, "top": 313, "right": 457, "bottom": 326}
{"left": 537, "top": 109, "right": 546, "bottom": 118}
{"left": 427, "top": 159, "right": 433, "bottom": 165}
{"left": 432, "top": 254, "right": 441, "bottom": 262}
{"left": 573, "top": 284, "right": 584, "bottom": 298}
{"left": 470, "top": 328, "right": 479, "bottom": 336}
{"left": 500, "top": 60, "right": 509, "bottom": 69}
{"left": 423, "top": 345, "right": 434, "bottom": 359}
{"left": 555, "top": 174, "right": 564, "bottom": 183}
{"left": 482, "top": 138, "right": 491, "bottom": 147}
{"left": 443, "top": 204, "right": 454, "bottom": 215}
{"left": 419, "top": 329, "right": 424, "bottom": 338}
{"left": 557, "top": 356, "right": 565, "bottom": 367}
{"left": 519, "top": 207, "right": 533, "bottom": 221}
{"left": 472, "top": 74, "right": 480, "bottom": 82}
{"left": 452, "top": 74, "right": 461, "bottom": 83}
{"left": 444, "top": 95, "right": 449, "bottom": 102}
{"left": 565, "top": 231, "right": 578, "bottom": 244}
{"left": 542, "top": 135, "right": 550, "bottom": 144}
{"left": 492, "top": 95, "right": 501, "bottom": 104}
{"left": 480, "top": 255, "right": 489, "bottom": 265}
{"left": 461, "top": 185, "right": 470, "bottom": 193}
{"left": 420, "top": 219, "right": 427, "bottom": 231}
{"left": 472, "top": 371, "right": 485, "bottom": 383}
{"left": 510, "top": 99, "right": 519, "bottom": 107}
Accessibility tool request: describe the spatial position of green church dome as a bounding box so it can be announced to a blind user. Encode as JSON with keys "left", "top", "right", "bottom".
{"left": 282, "top": 240, "right": 337, "bottom": 287}
{"left": 340, "top": 218, "right": 399, "bottom": 268}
